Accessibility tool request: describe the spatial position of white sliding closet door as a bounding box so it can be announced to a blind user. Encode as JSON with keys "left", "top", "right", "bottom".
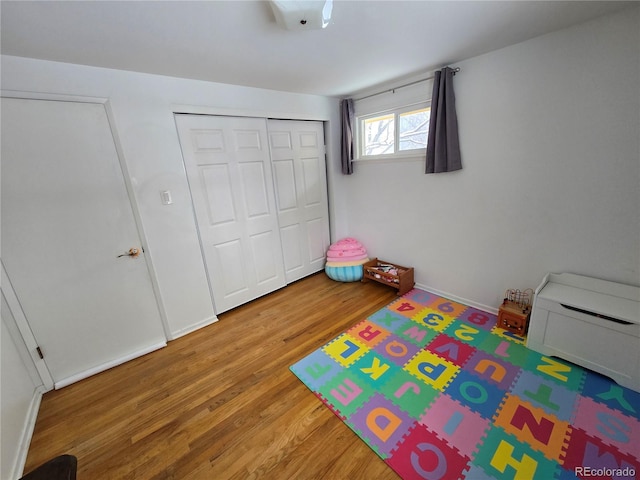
{"left": 268, "top": 120, "right": 330, "bottom": 283}
{"left": 175, "top": 115, "right": 286, "bottom": 313}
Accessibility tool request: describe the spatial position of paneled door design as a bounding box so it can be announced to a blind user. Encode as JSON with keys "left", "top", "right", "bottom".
{"left": 268, "top": 120, "right": 330, "bottom": 283}
{"left": 175, "top": 115, "right": 286, "bottom": 313}
{"left": 1, "top": 97, "right": 166, "bottom": 388}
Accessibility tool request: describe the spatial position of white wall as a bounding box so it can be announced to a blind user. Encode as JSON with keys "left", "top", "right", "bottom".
{"left": 0, "top": 57, "right": 341, "bottom": 338}
{"left": 343, "top": 6, "right": 640, "bottom": 311}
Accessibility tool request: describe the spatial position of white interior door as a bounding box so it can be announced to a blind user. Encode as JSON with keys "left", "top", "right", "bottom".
{"left": 175, "top": 115, "right": 286, "bottom": 313}
{"left": 268, "top": 120, "right": 330, "bottom": 283}
{"left": 1, "top": 97, "right": 166, "bottom": 388}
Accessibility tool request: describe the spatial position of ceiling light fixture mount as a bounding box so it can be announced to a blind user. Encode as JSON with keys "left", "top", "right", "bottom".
{"left": 270, "top": 0, "right": 333, "bottom": 30}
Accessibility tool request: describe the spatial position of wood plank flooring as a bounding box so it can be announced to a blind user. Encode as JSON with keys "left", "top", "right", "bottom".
{"left": 24, "top": 273, "right": 400, "bottom": 479}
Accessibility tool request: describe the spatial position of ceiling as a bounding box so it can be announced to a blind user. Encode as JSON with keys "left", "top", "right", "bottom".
{"left": 0, "top": 1, "right": 635, "bottom": 97}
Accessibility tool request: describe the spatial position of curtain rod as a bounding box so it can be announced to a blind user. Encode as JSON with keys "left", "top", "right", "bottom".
{"left": 353, "top": 67, "right": 460, "bottom": 102}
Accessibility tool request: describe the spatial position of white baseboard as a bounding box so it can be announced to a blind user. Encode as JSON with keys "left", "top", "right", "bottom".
{"left": 11, "top": 386, "right": 45, "bottom": 480}
{"left": 54, "top": 341, "right": 167, "bottom": 390}
{"left": 414, "top": 282, "right": 499, "bottom": 316}
{"left": 168, "top": 315, "right": 219, "bottom": 341}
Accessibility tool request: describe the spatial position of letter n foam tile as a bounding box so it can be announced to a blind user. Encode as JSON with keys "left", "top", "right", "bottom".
{"left": 387, "top": 422, "right": 471, "bottom": 480}
{"left": 493, "top": 394, "right": 570, "bottom": 462}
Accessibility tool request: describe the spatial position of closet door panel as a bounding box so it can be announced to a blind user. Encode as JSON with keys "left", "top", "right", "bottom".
{"left": 239, "top": 162, "right": 270, "bottom": 217}
{"left": 268, "top": 120, "right": 330, "bottom": 283}
{"left": 281, "top": 224, "right": 304, "bottom": 273}
{"left": 176, "top": 115, "right": 285, "bottom": 313}
{"left": 273, "top": 159, "right": 297, "bottom": 211}
{"left": 215, "top": 240, "right": 248, "bottom": 296}
{"left": 302, "top": 157, "right": 323, "bottom": 206}
{"left": 307, "top": 217, "right": 329, "bottom": 264}
{"left": 250, "top": 230, "right": 282, "bottom": 284}
{"left": 201, "top": 165, "right": 236, "bottom": 225}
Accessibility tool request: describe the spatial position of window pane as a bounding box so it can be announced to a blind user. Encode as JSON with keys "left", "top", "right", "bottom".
{"left": 363, "top": 114, "right": 394, "bottom": 155}
{"left": 399, "top": 108, "right": 430, "bottom": 151}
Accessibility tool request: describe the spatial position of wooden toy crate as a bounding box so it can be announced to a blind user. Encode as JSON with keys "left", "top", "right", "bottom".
{"left": 497, "top": 300, "right": 531, "bottom": 336}
{"left": 362, "top": 258, "right": 414, "bottom": 295}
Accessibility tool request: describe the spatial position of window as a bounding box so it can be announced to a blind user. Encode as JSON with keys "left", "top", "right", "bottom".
{"left": 358, "top": 104, "right": 430, "bottom": 159}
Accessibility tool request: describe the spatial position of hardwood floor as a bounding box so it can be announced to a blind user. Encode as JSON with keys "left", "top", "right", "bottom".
{"left": 24, "top": 273, "right": 400, "bottom": 479}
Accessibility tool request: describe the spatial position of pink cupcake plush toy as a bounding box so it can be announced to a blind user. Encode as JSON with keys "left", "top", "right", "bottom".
{"left": 325, "top": 238, "right": 369, "bottom": 282}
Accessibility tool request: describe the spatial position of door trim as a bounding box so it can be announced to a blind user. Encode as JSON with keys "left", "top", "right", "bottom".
{"left": 1, "top": 261, "right": 54, "bottom": 391}
{"left": 1, "top": 90, "right": 171, "bottom": 341}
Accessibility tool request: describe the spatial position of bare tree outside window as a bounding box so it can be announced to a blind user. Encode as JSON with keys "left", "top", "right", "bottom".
{"left": 399, "top": 108, "right": 430, "bottom": 151}
{"left": 364, "top": 114, "right": 394, "bottom": 155}
{"left": 361, "top": 107, "right": 430, "bottom": 157}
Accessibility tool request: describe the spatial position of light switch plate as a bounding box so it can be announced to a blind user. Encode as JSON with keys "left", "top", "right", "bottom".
{"left": 160, "top": 190, "right": 173, "bottom": 205}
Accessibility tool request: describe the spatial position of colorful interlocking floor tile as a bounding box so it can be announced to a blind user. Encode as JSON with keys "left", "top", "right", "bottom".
{"left": 290, "top": 289, "right": 640, "bottom": 479}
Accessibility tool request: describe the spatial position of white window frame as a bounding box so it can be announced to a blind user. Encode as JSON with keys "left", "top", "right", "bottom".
{"left": 356, "top": 101, "right": 431, "bottom": 161}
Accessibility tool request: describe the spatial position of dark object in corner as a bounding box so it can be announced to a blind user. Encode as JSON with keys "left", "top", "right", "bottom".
{"left": 20, "top": 455, "right": 77, "bottom": 480}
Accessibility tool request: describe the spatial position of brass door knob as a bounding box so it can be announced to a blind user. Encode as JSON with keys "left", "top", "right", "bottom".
{"left": 117, "top": 248, "right": 140, "bottom": 258}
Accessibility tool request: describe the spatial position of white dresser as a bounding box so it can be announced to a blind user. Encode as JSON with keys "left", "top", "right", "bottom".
{"left": 527, "top": 273, "right": 640, "bottom": 392}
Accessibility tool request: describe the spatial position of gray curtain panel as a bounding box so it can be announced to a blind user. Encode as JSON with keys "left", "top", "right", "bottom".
{"left": 341, "top": 98, "right": 355, "bottom": 175}
{"left": 426, "top": 67, "right": 462, "bottom": 174}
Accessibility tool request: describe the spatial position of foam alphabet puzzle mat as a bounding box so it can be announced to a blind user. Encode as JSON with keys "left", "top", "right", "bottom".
{"left": 290, "top": 289, "right": 640, "bottom": 479}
